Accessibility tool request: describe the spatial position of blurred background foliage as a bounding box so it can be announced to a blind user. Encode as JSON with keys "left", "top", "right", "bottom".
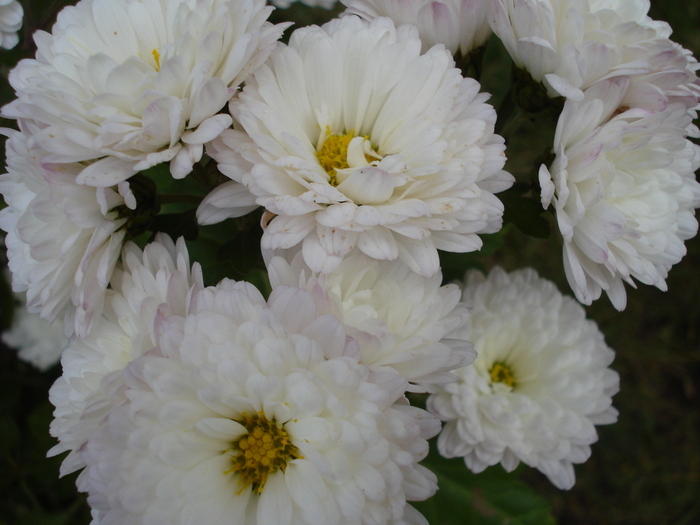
{"left": 0, "top": 1, "right": 698, "bottom": 524}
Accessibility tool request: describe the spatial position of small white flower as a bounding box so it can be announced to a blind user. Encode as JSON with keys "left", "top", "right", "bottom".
{"left": 0, "top": 130, "right": 127, "bottom": 337}
{"left": 341, "top": 0, "right": 492, "bottom": 56}
{"left": 428, "top": 267, "right": 620, "bottom": 490}
{"left": 48, "top": 235, "right": 203, "bottom": 479}
{"left": 488, "top": 0, "right": 668, "bottom": 100}
{"left": 205, "top": 16, "right": 512, "bottom": 277}
{"left": 267, "top": 250, "right": 474, "bottom": 391}
{"left": 80, "top": 280, "right": 439, "bottom": 524}
{"left": 539, "top": 78, "right": 700, "bottom": 310}
{"left": 2, "top": 0, "right": 287, "bottom": 185}
{"left": 0, "top": 0, "right": 22, "bottom": 49}
{"left": 2, "top": 282, "right": 69, "bottom": 371}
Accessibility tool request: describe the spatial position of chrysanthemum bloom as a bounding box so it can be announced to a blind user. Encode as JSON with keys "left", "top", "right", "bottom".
{"left": 539, "top": 78, "right": 700, "bottom": 310}
{"left": 0, "top": 0, "right": 22, "bottom": 49}
{"left": 204, "top": 16, "right": 512, "bottom": 277}
{"left": 267, "top": 250, "right": 474, "bottom": 391}
{"left": 1, "top": 284, "right": 69, "bottom": 371}
{"left": 341, "top": 0, "right": 492, "bottom": 56}
{"left": 80, "top": 280, "right": 439, "bottom": 524}
{"left": 48, "top": 235, "right": 203, "bottom": 480}
{"left": 428, "top": 267, "right": 619, "bottom": 490}
{"left": 1, "top": 0, "right": 287, "bottom": 185}
{"left": 488, "top": 0, "right": 669, "bottom": 100}
{"left": 0, "top": 130, "right": 128, "bottom": 337}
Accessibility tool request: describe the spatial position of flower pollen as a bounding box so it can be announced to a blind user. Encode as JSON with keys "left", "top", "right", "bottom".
{"left": 316, "top": 130, "right": 355, "bottom": 185}
{"left": 228, "top": 413, "right": 302, "bottom": 494}
{"left": 151, "top": 49, "right": 161, "bottom": 71}
{"left": 489, "top": 361, "right": 516, "bottom": 388}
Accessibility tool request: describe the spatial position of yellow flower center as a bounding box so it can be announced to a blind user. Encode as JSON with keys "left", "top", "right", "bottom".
{"left": 315, "top": 128, "right": 377, "bottom": 186}
{"left": 151, "top": 49, "right": 161, "bottom": 71}
{"left": 228, "top": 413, "right": 302, "bottom": 494}
{"left": 489, "top": 361, "right": 516, "bottom": 388}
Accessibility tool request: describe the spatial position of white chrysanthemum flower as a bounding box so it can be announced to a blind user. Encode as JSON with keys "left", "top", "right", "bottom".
{"left": 271, "top": 0, "right": 338, "bottom": 9}
{"left": 80, "top": 280, "right": 439, "bottom": 524}
{"left": 48, "top": 235, "right": 203, "bottom": 479}
{"left": 539, "top": 78, "right": 700, "bottom": 310}
{"left": 267, "top": 250, "right": 474, "bottom": 391}
{"left": 0, "top": 130, "right": 127, "bottom": 337}
{"left": 2, "top": 0, "right": 287, "bottom": 186}
{"left": 488, "top": 0, "right": 670, "bottom": 100}
{"left": 2, "top": 284, "right": 69, "bottom": 371}
{"left": 341, "top": 0, "right": 492, "bottom": 56}
{"left": 0, "top": 0, "right": 22, "bottom": 49}
{"left": 204, "top": 16, "right": 512, "bottom": 278}
{"left": 428, "top": 267, "right": 619, "bottom": 490}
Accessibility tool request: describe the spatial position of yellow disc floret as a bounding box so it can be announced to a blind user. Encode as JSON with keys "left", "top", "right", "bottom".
{"left": 316, "top": 127, "right": 377, "bottom": 186}
{"left": 489, "top": 361, "right": 516, "bottom": 388}
{"left": 151, "top": 49, "right": 161, "bottom": 71}
{"left": 228, "top": 413, "right": 302, "bottom": 494}
{"left": 316, "top": 130, "right": 355, "bottom": 185}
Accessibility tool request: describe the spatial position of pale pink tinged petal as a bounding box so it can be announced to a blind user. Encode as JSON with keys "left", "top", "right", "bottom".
{"left": 539, "top": 164, "right": 555, "bottom": 208}
{"left": 316, "top": 225, "right": 358, "bottom": 258}
{"left": 132, "top": 145, "right": 181, "bottom": 172}
{"left": 336, "top": 167, "right": 395, "bottom": 205}
{"left": 257, "top": 473, "right": 293, "bottom": 525}
{"left": 181, "top": 114, "right": 233, "bottom": 145}
{"left": 430, "top": 232, "right": 480, "bottom": 252}
{"left": 76, "top": 156, "right": 138, "bottom": 187}
{"left": 302, "top": 234, "right": 344, "bottom": 274}
{"left": 356, "top": 227, "right": 399, "bottom": 261}
{"left": 397, "top": 237, "right": 440, "bottom": 277}
{"left": 543, "top": 74, "right": 584, "bottom": 102}
{"left": 515, "top": 37, "right": 559, "bottom": 81}
{"left": 197, "top": 182, "right": 258, "bottom": 225}
{"left": 170, "top": 143, "right": 202, "bottom": 179}
{"left": 263, "top": 214, "right": 316, "bottom": 250}
{"left": 315, "top": 202, "right": 358, "bottom": 228}
{"left": 189, "top": 78, "right": 231, "bottom": 129}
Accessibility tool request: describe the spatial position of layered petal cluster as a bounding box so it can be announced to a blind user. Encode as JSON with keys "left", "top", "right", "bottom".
{"left": 0, "top": 130, "right": 127, "bottom": 337}
{"left": 0, "top": 0, "right": 22, "bottom": 49}
{"left": 2, "top": 0, "right": 287, "bottom": 185}
{"left": 428, "top": 267, "right": 619, "bottom": 490}
{"left": 539, "top": 78, "right": 700, "bottom": 309}
{"left": 205, "top": 16, "right": 512, "bottom": 277}
{"left": 48, "top": 235, "right": 203, "bottom": 479}
{"left": 267, "top": 250, "right": 474, "bottom": 391}
{"left": 488, "top": 0, "right": 671, "bottom": 100}
{"left": 80, "top": 279, "right": 439, "bottom": 524}
{"left": 1, "top": 281, "right": 69, "bottom": 371}
{"left": 341, "top": 0, "right": 492, "bottom": 56}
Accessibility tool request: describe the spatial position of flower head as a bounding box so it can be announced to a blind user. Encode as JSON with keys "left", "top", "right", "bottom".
{"left": 428, "top": 267, "right": 619, "bottom": 489}
{"left": 0, "top": 0, "right": 22, "bottom": 49}
{"left": 80, "top": 279, "right": 439, "bottom": 524}
{"left": 267, "top": 250, "right": 474, "bottom": 391}
{"left": 342, "top": 0, "right": 492, "bottom": 56}
{"left": 0, "top": 130, "right": 128, "bottom": 337}
{"left": 48, "top": 235, "right": 203, "bottom": 477}
{"left": 488, "top": 0, "right": 671, "bottom": 100}
{"left": 2, "top": 0, "right": 287, "bottom": 184}
{"left": 1, "top": 279, "right": 69, "bottom": 371}
{"left": 539, "top": 78, "right": 700, "bottom": 310}
{"left": 205, "top": 15, "right": 512, "bottom": 277}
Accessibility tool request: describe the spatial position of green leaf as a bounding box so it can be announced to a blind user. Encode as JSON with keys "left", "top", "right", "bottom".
{"left": 414, "top": 448, "right": 556, "bottom": 525}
